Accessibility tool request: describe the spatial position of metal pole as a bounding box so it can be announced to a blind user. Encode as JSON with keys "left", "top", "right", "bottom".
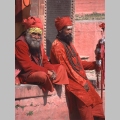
{"left": 101, "top": 70, "right": 103, "bottom": 100}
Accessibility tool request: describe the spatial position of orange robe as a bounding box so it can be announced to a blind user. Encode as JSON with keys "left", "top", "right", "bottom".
{"left": 50, "top": 39, "right": 105, "bottom": 119}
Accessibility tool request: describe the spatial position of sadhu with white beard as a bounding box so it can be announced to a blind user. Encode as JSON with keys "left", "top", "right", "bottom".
{"left": 15, "top": 16, "right": 69, "bottom": 92}
{"left": 50, "top": 16, "right": 105, "bottom": 120}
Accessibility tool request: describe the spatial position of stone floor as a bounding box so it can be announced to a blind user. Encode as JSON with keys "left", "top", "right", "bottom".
{"left": 15, "top": 70, "right": 105, "bottom": 120}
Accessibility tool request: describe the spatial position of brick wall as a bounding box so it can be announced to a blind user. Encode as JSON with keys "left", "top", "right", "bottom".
{"left": 75, "top": 0, "right": 105, "bottom": 14}
{"left": 15, "top": 84, "right": 70, "bottom": 120}
{"left": 74, "top": 0, "right": 105, "bottom": 61}
{"left": 74, "top": 21, "right": 104, "bottom": 61}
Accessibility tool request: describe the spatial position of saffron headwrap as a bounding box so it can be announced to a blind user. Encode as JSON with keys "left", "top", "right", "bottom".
{"left": 55, "top": 16, "right": 72, "bottom": 31}
{"left": 22, "top": 16, "right": 43, "bottom": 30}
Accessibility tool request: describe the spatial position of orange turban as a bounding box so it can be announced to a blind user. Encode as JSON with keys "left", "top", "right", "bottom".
{"left": 55, "top": 16, "right": 72, "bottom": 31}
{"left": 99, "top": 22, "right": 105, "bottom": 29}
{"left": 22, "top": 16, "right": 43, "bottom": 30}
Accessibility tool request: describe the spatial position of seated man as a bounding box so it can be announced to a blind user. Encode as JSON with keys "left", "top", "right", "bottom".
{"left": 50, "top": 16, "right": 105, "bottom": 120}
{"left": 15, "top": 16, "right": 69, "bottom": 92}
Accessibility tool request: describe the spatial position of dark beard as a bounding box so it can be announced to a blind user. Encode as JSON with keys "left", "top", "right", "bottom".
{"left": 58, "top": 32, "right": 73, "bottom": 45}
{"left": 25, "top": 32, "right": 42, "bottom": 55}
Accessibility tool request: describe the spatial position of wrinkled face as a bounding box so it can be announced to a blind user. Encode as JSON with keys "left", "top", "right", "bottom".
{"left": 58, "top": 26, "right": 73, "bottom": 45}
{"left": 25, "top": 30, "right": 42, "bottom": 49}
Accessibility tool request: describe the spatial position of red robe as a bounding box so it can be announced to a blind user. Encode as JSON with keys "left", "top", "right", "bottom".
{"left": 15, "top": 36, "right": 69, "bottom": 92}
{"left": 95, "top": 38, "right": 105, "bottom": 84}
{"left": 50, "top": 39, "right": 104, "bottom": 119}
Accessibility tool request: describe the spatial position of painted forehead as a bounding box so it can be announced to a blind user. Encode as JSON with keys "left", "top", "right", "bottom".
{"left": 28, "top": 27, "right": 43, "bottom": 34}
{"left": 66, "top": 26, "right": 72, "bottom": 29}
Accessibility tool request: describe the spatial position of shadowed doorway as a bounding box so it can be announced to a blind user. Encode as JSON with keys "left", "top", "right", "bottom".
{"left": 45, "top": 0, "right": 73, "bottom": 57}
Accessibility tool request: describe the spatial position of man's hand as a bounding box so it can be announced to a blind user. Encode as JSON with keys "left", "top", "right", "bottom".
{"left": 48, "top": 70, "right": 53, "bottom": 76}
{"left": 83, "top": 82, "right": 89, "bottom": 92}
{"left": 48, "top": 70, "right": 56, "bottom": 80}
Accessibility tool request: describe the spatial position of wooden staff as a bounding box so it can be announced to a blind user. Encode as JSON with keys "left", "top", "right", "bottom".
{"left": 101, "top": 69, "right": 103, "bottom": 100}
{"left": 101, "top": 57, "right": 105, "bottom": 100}
{"left": 96, "top": 72, "right": 100, "bottom": 88}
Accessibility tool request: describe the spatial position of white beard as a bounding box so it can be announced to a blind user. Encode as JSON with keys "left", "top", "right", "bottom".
{"left": 25, "top": 32, "right": 42, "bottom": 49}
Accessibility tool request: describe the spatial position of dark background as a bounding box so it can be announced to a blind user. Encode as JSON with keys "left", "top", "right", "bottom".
{"left": 46, "top": 0, "right": 72, "bottom": 57}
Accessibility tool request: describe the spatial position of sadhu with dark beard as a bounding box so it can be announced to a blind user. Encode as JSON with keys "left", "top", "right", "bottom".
{"left": 15, "top": 16, "right": 69, "bottom": 92}
{"left": 50, "top": 16, "right": 105, "bottom": 120}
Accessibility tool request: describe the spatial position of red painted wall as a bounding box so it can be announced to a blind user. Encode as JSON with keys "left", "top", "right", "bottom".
{"left": 74, "top": 0, "right": 105, "bottom": 61}
{"left": 75, "top": 0, "right": 105, "bottom": 14}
